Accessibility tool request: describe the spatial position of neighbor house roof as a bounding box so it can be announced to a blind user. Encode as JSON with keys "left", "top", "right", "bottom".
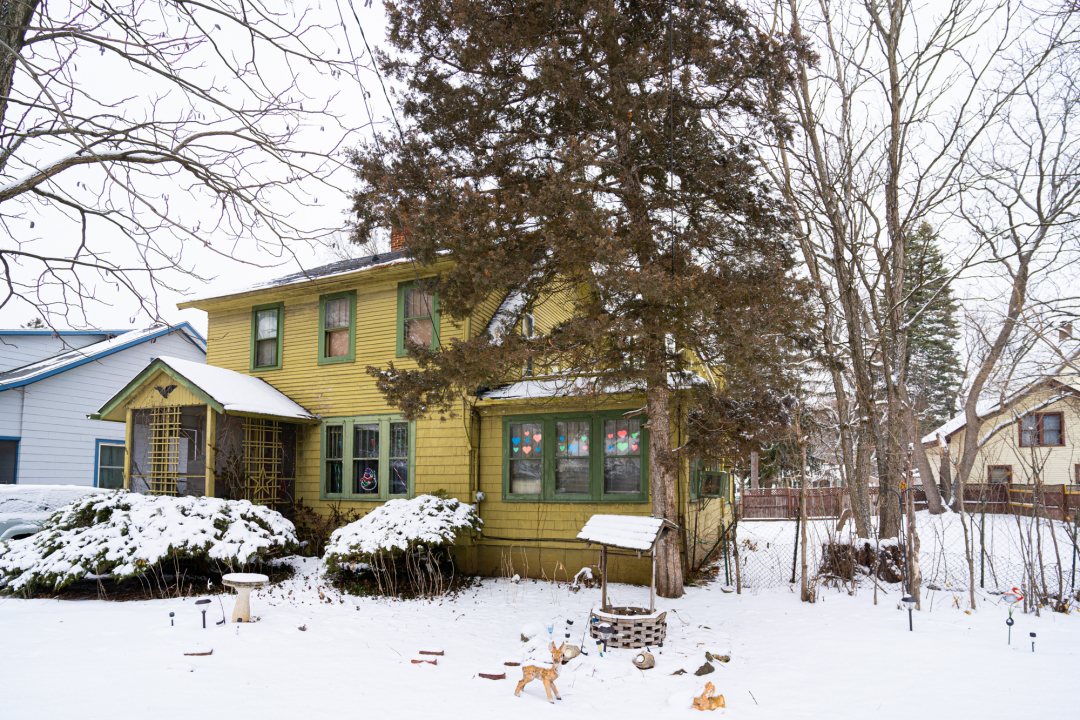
{"left": 97, "top": 356, "right": 317, "bottom": 422}
{"left": 0, "top": 329, "right": 129, "bottom": 336}
{"left": 0, "top": 323, "right": 206, "bottom": 391}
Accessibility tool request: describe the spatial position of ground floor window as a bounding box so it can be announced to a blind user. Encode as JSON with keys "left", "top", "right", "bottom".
{"left": 322, "top": 415, "right": 414, "bottom": 501}
{"left": 0, "top": 439, "right": 17, "bottom": 484}
{"left": 96, "top": 441, "right": 125, "bottom": 489}
{"left": 503, "top": 411, "right": 648, "bottom": 502}
{"left": 988, "top": 465, "right": 1012, "bottom": 484}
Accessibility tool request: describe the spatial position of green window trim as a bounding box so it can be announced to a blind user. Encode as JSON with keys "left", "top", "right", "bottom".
{"left": 501, "top": 410, "right": 649, "bottom": 503}
{"left": 320, "top": 414, "right": 415, "bottom": 501}
{"left": 690, "top": 459, "right": 733, "bottom": 501}
{"left": 396, "top": 280, "right": 441, "bottom": 357}
{"left": 249, "top": 302, "right": 284, "bottom": 372}
{"left": 318, "top": 290, "right": 356, "bottom": 365}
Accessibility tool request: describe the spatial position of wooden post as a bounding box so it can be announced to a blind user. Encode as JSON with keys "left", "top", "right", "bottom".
{"left": 205, "top": 406, "right": 217, "bottom": 498}
{"left": 750, "top": 450, "right": 759, "bottom": 490}
{"left": 123, "top": 407, "right": 133, "bottom": 490}
{"left": 600, "top": 546, "right": 608, "bottom": 612}
{"left": 650, "top": 544, "right": 657, "bottom": 613}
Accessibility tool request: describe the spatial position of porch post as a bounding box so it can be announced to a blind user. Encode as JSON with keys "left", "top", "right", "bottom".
{"left": 205, "top": 406, "right": 216, "bottom": 498}
{"left": 123, "top": 408, "right": 133, "bottom": 490}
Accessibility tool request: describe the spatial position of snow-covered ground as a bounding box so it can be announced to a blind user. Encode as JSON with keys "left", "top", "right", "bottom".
{"left": 0, "top": 557, "right": 1074, "bottom": 719}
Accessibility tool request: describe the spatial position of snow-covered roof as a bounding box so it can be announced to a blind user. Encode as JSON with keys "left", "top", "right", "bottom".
{"left": 182, "top": 249, "right": 449, "bottom": 305}
{"left": 577, "top": 514, "right": 672, "bottom": 551}
{"left": 146, "top": 357, "right": 316, "bottom": 421}
{"left": 0, "top": 324, "right": 206, "bottom": 391}
{"left": 485, "top": 290, "right": 528, "bottom": 343}
{"left": 478, "top": 372, "right": 707, "bottom": 401}
{"left": 922, "top": 373, "right": 1080, "bottom": 445}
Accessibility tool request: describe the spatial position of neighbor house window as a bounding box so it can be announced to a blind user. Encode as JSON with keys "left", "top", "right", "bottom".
{"left": 397, "top": 281, "right": 439, "bottom": 356}
{"left": 319, "top": 291, "right": 356, "bottom": 364}
{"left": 503, "top": 412, "right": 648, "bottom": 501}
{"left": 322, "top": 415, "right": 413, "bottom": 500}
{"left": 1019, "top": 412, "right": 1064, "bottom": 447}
{"left": 250, "top": 302, "right": 284, "bottom": 371}
{"left": 0, "top": 438, "right": 18, "bottom": 484}
{"left": 988, "top": 465, "right": 1012, "bottom": 484}
{"left": 96, "top": 442, "right": 125, "bottom": 489}
{"left": 698, "top": 470, "right": 730, "bottom": 498}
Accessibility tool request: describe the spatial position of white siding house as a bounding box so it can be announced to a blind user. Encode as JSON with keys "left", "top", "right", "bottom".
{"left": 0, "top": 325, "right": 206, "bottom": 486}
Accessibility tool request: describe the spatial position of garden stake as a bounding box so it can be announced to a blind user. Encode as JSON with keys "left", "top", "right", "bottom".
{"left": 169, "top": 612, "right": 175, "bottom": 627}
{"left": 1030, "top": 632, "right": 1036, "bottom": 653}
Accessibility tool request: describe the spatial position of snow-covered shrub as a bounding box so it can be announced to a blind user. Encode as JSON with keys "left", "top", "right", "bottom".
{"left": 0, "top": 491, "right": 297, "bottom": 596}
{"left": 323, "top": 494, "right": 481, "bottom": 598}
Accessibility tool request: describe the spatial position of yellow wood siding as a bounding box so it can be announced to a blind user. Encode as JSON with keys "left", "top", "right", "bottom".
{"left": 128, "top": 370, "right": 205, "bottom": 409}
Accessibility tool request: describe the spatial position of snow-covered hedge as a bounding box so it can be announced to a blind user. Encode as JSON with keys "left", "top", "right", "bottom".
{"left": 0, "top": 491, "right": 297, "bottom": 595}
{"left": 323, "top": 494, "right": 481, "bottom": 580}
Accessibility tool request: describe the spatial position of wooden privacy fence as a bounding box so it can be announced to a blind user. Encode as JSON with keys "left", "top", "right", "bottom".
{"left": 740, "top": 484, "right": 1080, "bottom": 521}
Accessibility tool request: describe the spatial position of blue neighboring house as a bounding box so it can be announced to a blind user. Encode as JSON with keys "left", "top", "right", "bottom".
{"left": 0, "top": 324, "right": 206, "bottom": 487}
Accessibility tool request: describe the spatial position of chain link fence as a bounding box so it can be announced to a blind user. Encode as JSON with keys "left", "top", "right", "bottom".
{"left": 724, "top": 512, "right": 1080, "bottom": 602}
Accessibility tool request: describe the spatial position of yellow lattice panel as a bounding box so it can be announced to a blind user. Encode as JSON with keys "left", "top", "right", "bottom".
{"left": 243, "top": 419, "right": 282, "bottom": 505}
{"left": 147, "top": 406, "right": 181, "bottom": 496}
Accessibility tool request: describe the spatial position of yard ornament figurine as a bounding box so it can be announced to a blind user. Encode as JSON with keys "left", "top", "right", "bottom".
{"left": 1003, "top": 587, "right": 1023, "bottom": 645}
{"left": 692, "top": 682, "right": 725, "bottom": 711}
{"left": 515, "top": 642, "right": 565, "bottom": 704}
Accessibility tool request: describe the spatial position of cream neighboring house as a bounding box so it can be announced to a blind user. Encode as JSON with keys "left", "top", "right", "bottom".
{"left": 923, "top": 370, "right": 1080, "bottom": 487}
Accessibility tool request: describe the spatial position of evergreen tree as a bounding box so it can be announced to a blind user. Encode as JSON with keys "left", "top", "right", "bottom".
{"left": 904, "top": 223, "right": 963, "bottom": 436}
{"left": 349, "top": 0, "right": 814, "bottom": 597}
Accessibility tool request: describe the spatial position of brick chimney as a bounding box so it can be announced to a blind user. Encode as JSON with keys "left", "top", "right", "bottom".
{"left": 390, "top": 226, "right": 409, "bottom": 253}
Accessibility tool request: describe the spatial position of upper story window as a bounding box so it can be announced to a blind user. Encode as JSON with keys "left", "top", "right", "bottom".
{"left": 504, "top": 411, "right": 648, "bottom": 502}
{"left": 397, "top": 281, "right": 440, "bottom": 356}
{"left": 250, "top": 302, "right": 283, "bottom": 371}
{"left": 1020, "top": 412, "right": 1064, "bottom": 447}
{"left": 319, "top": 291, "right": 356, "bottom": 365}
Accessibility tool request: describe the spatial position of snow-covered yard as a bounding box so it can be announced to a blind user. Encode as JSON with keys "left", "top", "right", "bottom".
{"left": 0, "top": 557, "right": 1074, "bottom": 719}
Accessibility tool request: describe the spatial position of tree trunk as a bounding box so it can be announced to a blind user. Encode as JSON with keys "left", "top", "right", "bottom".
{"left": 750, "top": 451, "right": 759, "bottom": 490}
{"left": 904, "top": 475, "right": 922, "bottom": 608}
{"left": 647, "top": 383, "right": 684, "bottom": 598}
{"left": 906, "top": 400, "right": 945, "bottom": 514}
{"left": 0, "top": 0, "right": 39, "bottom": 133}
{"left": 937, "top": 441, "right": 952, "bottom": 505}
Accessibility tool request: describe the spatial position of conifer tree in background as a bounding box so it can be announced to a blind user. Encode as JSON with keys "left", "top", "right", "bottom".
{"left": 904, "top": 224, "right": 963, "bottom": 437}
{"left": 349, "top": 0, "right": 814, "bottom": 597}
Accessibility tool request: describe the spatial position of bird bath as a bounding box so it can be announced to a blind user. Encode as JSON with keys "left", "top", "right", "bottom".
{"left": 221, "top": 573, "right": 269, "bottom": 623}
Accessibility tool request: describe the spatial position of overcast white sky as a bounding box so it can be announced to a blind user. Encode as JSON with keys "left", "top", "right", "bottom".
{"left": 0, "top": 0, "right": 396, "bottom": 337}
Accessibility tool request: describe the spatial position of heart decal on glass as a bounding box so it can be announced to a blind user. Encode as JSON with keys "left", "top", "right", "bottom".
{"left": 631, "top": 432, "right": 639, "bottom": 439}
{"left": 524, "top": 430, "right": 530, "bottom": 436}
{"left": 607, "top": 445, "right": 614, "bottom": 451}
{"left": 559, "top": 436, "right": 565, "bottom": 442}
{"left": 617, "top": 430, "right": 627, "bottom": 438}
{"left": 513, "top": 447, "right": 519, "bottom": 453}
{"left": 631, "top": 444, "right": 638, "bottom": 451}
{"left": 534, "top": 434, "right": 542, "bottom": 442}
{"left": 559, "top": 445, "right": 566, "bottom": 451}
{"left": 569, "top": 443, "right": 578, "bottom": 453}
{"left": 617, "top": 442, "right": 628, "bottom": 451}
{"left": 512, "top": 437, "right": 520, "bottom": 445}
{"left": 580, "top": 435, "right": 588, "bottom": 442}
{"left": 523, "top": 446, "right": 532, "bottom": 454}
{"left": 607, "top": 433, "right": 614, "bottom": 439}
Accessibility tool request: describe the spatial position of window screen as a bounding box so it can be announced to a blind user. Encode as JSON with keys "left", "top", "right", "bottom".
{"left": 555, "top": 420, "right": 590, "bottom": 494}
{"left": 604, "top": 419, "right": 642, "bottom": 494}
{"left": 255, "top": 308, "right": 279, "bottom": 367}
{"left": 325, "top": 425, "right": 344, "bottom": 494}
{"left": 324, "top": 297, "right": 351, "bottom": 358}
{"left": 509, "top": 422, "right": 542, "bottom": 494}
{"left": 353, "top": 424, "right": 380, "bottom": 494}
{"left": 404, "top": 287, "right": 435, "bottom": 347}
{"left": 390, "top": 422, "right": 409, "bottom": 495}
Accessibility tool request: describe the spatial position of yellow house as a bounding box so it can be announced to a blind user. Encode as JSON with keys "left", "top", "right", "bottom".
{"left": 923, "top": 373, "right": 1080, "bottom": 486}
{"left": 95, "top": 249, "right": 734, "bottom": 583}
